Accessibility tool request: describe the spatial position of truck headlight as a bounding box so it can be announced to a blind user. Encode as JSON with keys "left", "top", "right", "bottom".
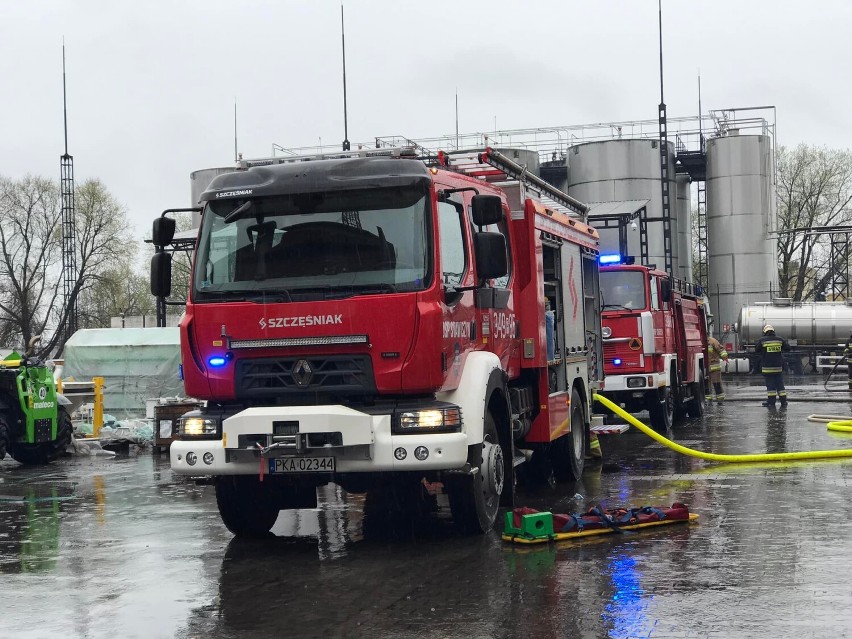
{"left": 394, "top": 406, "right": 462, "bottom": 434}
{"left": 178, "top": 416, "right": 220, "bottom": 438}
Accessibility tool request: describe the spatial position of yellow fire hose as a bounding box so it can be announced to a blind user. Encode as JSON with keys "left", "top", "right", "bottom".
{"left": 806, "top": 414, "right": 852, "bottom": 434}
{"left": 593, "top": 393, "right": 852, "bottom": 463}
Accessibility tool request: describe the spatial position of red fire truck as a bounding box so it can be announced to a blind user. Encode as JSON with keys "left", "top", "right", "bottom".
{"left": 151, "top": 147, "right": 603, "bottom": 536}
{"left": 597, "top": 264, "right": 708, "bottom": 429}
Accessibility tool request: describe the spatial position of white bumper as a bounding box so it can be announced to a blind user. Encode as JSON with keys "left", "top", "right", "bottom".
{"left": 170, "top": 404, "right": 469, "bottom": 476}
{"left": 601, "top": 372, "right": 667, "bottom": 393}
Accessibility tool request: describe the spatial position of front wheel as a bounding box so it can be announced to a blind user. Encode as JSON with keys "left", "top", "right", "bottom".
{"left": 0, "top": 419, "right": 8, "bottom": 460}
{"left": 648, "top": 387, "right": 674, "bottom": 430}
{"left": 215, "top": 475, "right": 281, "bottom": 537}
{"left": 9, "top": 408, "right": 73, "bottom": 465}
{"left": 446, "top": 410, "right": 505, "bottom": 534}
{"left": 552, "top": 388, "right": 586, "bottom": 482}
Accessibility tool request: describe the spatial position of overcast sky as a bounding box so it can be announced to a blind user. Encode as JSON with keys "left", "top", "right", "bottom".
{"left": 2, "top": 0, "right": 850, "bottom": 238}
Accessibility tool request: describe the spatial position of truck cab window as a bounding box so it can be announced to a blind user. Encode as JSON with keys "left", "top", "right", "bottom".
{"left": 438, "top": 200, "right": 467, "bottom": 288}
{"left": 650, "top": 276, "right": 660, "bottom": 310}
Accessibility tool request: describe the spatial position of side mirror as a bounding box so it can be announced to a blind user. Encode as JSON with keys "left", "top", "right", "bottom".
{"left": 151, "top": 252, "right": 173, "bottom": 298}
{"left": 471, "top": 195, "right": 503, "bottom": 227}
{"left": 153, "top": 216, "right": 177, "bottom": 247}
{"left": 660, "top": 279, "right": 672, "bottom": 302}
{"left": 474, "top": 232, "right": 508, "bottom": 281}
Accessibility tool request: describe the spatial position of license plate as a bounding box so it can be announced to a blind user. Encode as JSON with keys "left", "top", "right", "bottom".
{"left": 268, "top": 457, "right": 335, "bottom": 473}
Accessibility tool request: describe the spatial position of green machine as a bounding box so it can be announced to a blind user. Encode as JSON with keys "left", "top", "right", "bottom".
{"left": 0, "top": 337, "right": 73, "bottom": 465}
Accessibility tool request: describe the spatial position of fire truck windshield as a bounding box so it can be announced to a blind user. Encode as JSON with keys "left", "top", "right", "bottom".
{"left": 192, "top": 187, "right": 431, "bottom": 302}
{"left": 600, "top": 270, "right": 647, "bottom": 311}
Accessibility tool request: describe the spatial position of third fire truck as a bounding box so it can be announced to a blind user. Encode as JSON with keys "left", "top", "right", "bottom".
{"left": 598, "top": 263, "right": 708, "bottom": 429}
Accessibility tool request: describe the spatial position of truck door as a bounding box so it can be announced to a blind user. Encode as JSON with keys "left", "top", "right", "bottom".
{"left": 437, "top": 196, "right": 476, "bottom": 391}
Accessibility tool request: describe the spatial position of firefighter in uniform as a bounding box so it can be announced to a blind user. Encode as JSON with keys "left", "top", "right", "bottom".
{"left": 755, "top": 324, "right": 790, "bottom": 408}
{"left": 705, "top": 336, "right": 729, "bottom": 401}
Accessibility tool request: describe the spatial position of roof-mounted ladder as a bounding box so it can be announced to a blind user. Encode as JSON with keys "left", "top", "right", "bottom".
{"left": 237, "top": 145, "right": 423, "bottom": 169}
{"left": 439, "top": 147, "right": 589, "bottom": 221}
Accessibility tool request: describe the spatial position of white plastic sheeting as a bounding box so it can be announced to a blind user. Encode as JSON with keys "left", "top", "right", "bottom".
{"left": 63, "top": 328, "right": 182, "bottom": 416}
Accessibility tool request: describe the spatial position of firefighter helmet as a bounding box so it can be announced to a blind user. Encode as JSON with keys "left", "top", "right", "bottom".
{"left": 763, "top": 324, "right": 774, "bottom": 334}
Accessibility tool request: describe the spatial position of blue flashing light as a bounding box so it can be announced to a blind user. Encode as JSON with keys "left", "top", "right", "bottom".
{"left": 208, "top": 356, "right": 227, "bottom": 368}
{"left": 599, "top": 253, "right": 622, "bottom": 265}
{"left": 613, "top": 358, "right": 623, "bottom": 366}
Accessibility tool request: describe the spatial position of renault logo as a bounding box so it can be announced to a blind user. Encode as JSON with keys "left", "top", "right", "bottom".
{"left": 292, "top": 359, "right": 314, "bottom": 386}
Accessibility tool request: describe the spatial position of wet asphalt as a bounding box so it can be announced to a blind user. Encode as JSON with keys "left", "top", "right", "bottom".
{"left": 3, "top": 376, "right": 852, "bottom": 639}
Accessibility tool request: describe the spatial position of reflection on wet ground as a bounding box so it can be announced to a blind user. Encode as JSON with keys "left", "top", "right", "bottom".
{"left": 2, "top": 378, "right": 852, "bottom": 638}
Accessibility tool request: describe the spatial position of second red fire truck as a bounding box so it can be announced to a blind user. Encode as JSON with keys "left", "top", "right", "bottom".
{"left": 597, "top": 263, "right": 708, "bottom": 429}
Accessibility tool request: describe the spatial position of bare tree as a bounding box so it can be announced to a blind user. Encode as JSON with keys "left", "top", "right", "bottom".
{"left": 776, "top": 145, "right": 852, "bottom": 300}
{"left": 0, "top": 175, "right": 135, "bottom": 356}
{"left": 78, "top": 262, "right": 156, "bottom": 328}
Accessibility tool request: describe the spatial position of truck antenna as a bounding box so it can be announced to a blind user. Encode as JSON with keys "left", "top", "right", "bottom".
{"left": 455, "top": 89, "right": 459, "bottom": 149}
{"left": 341, "top": 4, "right": 350, "bottom": 151}
{"left": 234, "top": 97, "right": 238, "bottom": 162}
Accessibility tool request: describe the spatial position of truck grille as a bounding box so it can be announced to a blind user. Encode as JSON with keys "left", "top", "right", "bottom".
{"left": 235, "top": 355, "right": 376, "bottom": 398}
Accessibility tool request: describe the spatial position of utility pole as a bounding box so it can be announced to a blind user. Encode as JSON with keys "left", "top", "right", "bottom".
{"left": 657, "top": 0, "right": 673, "bottom": 276}
{"left": 60, "top": 40, "right": 78, "bottom": 346}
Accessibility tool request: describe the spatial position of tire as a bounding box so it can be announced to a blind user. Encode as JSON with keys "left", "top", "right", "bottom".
{"left": 686, "top": 376, "right": 705, "bottom": 418}
{"left": 648, "top": 387, "right": 673, "bottom": 430}
{"left": 447, "top": 409, "right": 505, "bottom": 534}
{"left": 215, "top": 475, "right": 281, "bottom": 537}
{"left": 673, "top": 383, "right": 687, "bottom": 421}
{"left": 552, "top": 388, "right": 586, "bottom": 482}
{"left": 9, "top": 409, "right": 73, "bottom": 465}
{"left": 0, "top": 419, "right": 8, "bottom": 460}
{"left": 50, "top": 408, "right": 73, "bottom": 460}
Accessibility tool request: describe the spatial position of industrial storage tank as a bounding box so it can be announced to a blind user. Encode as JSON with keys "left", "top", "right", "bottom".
{"left": 706, "top": 134, "right": 777, "bottom": 335}
{"left": 737, "top": 301, "right": 852, "bottom": 348}
{"left": 567, "top": 139, "right": 678, "bottom": 274}
{"left": 675, "top": 174, "right": 693, "bottom": 283}
{"left": 190, "top": 167, "right": 237, "bottom": 228}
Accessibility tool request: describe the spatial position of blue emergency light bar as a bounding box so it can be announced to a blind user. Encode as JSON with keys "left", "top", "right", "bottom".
{"left": 599, "top": 254, "right": 622, "bottom": 264}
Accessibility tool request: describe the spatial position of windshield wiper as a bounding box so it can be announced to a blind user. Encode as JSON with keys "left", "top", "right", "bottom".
{"left": 246, "top": 291, "right": 293, "bottom": 303}
{"left": 223, "top": 200, "right": 253, "bottom": 224}
{"left": 195, "top": 290, "right": 249, "bottom": 302}
{"left": 602, "top": 303, "right": 633, "bottom": 311}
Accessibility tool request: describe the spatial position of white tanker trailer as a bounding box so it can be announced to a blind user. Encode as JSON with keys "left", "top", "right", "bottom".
{"left": 735, "top": 300, "right": 852, "bottom": 373}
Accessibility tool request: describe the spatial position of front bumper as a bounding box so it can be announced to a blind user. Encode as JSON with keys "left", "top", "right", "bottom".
{"left": 170, "top": 404, "right": 469, "bottom": 476}
{"left": 601, "top": 372, "right": 667, "bottom": 393}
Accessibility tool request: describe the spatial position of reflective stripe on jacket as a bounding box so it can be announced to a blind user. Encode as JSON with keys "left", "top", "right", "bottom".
{"left": 708, "top": 337, "right": 728, "bottom": 372}
{"left": 755, "top": 334, "right": 789, "bottom": 374}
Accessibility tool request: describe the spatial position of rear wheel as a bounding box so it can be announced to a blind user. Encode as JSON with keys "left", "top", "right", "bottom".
{"left": 686, "top": 375, "right": 705, "bottom": 418}
{"left": 447, "top": 409, "right": 505, "bottom": 534}
{"left": 216, "top": 475, "right": 281, "bottom": 537}
{"left": 648, "top": 387, "right": 674, "bottom": 430}
{"left": 552, "top": 388, "right": 586, "bottom": 482}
